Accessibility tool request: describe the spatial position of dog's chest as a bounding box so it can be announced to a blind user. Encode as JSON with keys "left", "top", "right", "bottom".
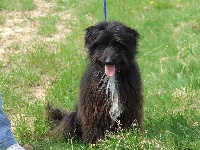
{"left": 96, "top": 74, "right": 122, "bottom": 122}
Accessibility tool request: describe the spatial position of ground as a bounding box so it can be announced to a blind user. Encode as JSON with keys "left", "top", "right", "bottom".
{"left": 0, "top": 0, "right": 72, "bottom": 100}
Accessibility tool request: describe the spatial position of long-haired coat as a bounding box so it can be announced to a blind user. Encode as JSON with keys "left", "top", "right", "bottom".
{"left": 47, "top": 21, "right": 143, "bottom": 144}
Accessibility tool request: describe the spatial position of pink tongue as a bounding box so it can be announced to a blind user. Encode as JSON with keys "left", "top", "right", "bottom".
{"left": 105, "top": 65, "right": 115, "bottom": 78}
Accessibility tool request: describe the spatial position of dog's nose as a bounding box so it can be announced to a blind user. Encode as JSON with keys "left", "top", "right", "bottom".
{"left": 105, "top": 56, "right": 114, "bottom": 65}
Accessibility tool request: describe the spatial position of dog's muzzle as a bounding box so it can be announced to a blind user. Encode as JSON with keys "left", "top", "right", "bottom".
{"left": 104, "top": 52, "right": 117, "bottom": 78}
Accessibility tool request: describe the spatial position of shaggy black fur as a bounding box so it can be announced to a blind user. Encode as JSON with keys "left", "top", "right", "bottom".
{"left": 47, "top": 21, "right": 143, "bottom": 144}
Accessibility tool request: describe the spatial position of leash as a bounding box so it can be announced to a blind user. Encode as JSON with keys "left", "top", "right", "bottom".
{"left": 103, "top": 0, "right": 107, "bottom": 21}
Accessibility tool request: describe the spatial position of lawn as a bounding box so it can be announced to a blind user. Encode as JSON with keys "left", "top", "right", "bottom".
{"left": 0, "top": 0, "right": 199, "bottom": 149}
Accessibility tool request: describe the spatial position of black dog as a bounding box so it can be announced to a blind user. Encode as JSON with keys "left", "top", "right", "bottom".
{"left": 47, "top": 21, "right": 143, "bottom": 144}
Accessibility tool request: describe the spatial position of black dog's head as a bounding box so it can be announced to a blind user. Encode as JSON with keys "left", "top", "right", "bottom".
{"left": 85, "top": 21, "right": 139, "bottom": 78}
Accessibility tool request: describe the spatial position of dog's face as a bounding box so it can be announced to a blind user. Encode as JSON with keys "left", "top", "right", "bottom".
{"left": 85, "top": 21, "right": 139, "bottom": 78}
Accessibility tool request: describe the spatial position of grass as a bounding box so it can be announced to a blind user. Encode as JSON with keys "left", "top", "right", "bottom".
{"left": 0, "top": 0, "right": 35, "bottom": 11}
{"left": 38, "top": 15, "right": 61, "bottom": 36}
{"left": 0, "top": 0, "right": 199, "bottom": 149}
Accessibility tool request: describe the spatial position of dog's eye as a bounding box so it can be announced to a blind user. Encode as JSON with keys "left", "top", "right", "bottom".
{"left": 113, "top": 42, "right": 121, "bottom": 47}
{"left": 112, "top": 42, "right": 126, "bottom": 50}
{"left": 94, "top": 44, "right": 103, "bottom": 50}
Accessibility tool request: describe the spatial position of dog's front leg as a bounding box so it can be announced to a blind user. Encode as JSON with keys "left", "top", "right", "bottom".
{"left": 81, "top": 122, "right": 105, "bottom": 144}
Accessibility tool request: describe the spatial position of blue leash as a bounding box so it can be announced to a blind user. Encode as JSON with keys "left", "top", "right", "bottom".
{"left": 103, "top": 0, "right": 107, "bottom": 21}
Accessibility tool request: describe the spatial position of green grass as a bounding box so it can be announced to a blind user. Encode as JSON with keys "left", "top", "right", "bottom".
{"left": 0, "top": 0, "right": 199, "bottom": 149}
{"left": 38, "top": 15, "right": 61, "bottom": 36}
{"left": 0, "top": 0, "right": 35, "bottom": 11}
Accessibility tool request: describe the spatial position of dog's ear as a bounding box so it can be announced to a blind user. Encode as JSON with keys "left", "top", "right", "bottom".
{"left": 122, "top": 25, "right": 140, "bottom": 53}
{"left": 85, "top": 26, "right": 97, "bottom": 48}
{"left": 122, "top": 25, "right": 139, "bottom": 43}
{"left": 127, "top": 28, "right": 139, "bottom": 40}
{"left": 85, "top": 26, "right": 95, "bottom": 37}
{"left": 85, "top": 21, "right": 108, "bottom": 48}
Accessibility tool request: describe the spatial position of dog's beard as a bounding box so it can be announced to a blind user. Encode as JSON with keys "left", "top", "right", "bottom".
{"left": 90, "top": 52, "right": 117, "bottom": 78}
{"left": 106, "top": 74, "right": 122, "bottom": 123}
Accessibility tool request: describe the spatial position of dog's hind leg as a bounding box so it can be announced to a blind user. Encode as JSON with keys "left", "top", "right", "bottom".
{"left": 50, "top": 112, "right": 79, "bottom": 140}
{"left": 46, "top": 104, "right": 65, "bottom": 126}
{"left": 46, "top": 104, "right": 81, "bottom": 140}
